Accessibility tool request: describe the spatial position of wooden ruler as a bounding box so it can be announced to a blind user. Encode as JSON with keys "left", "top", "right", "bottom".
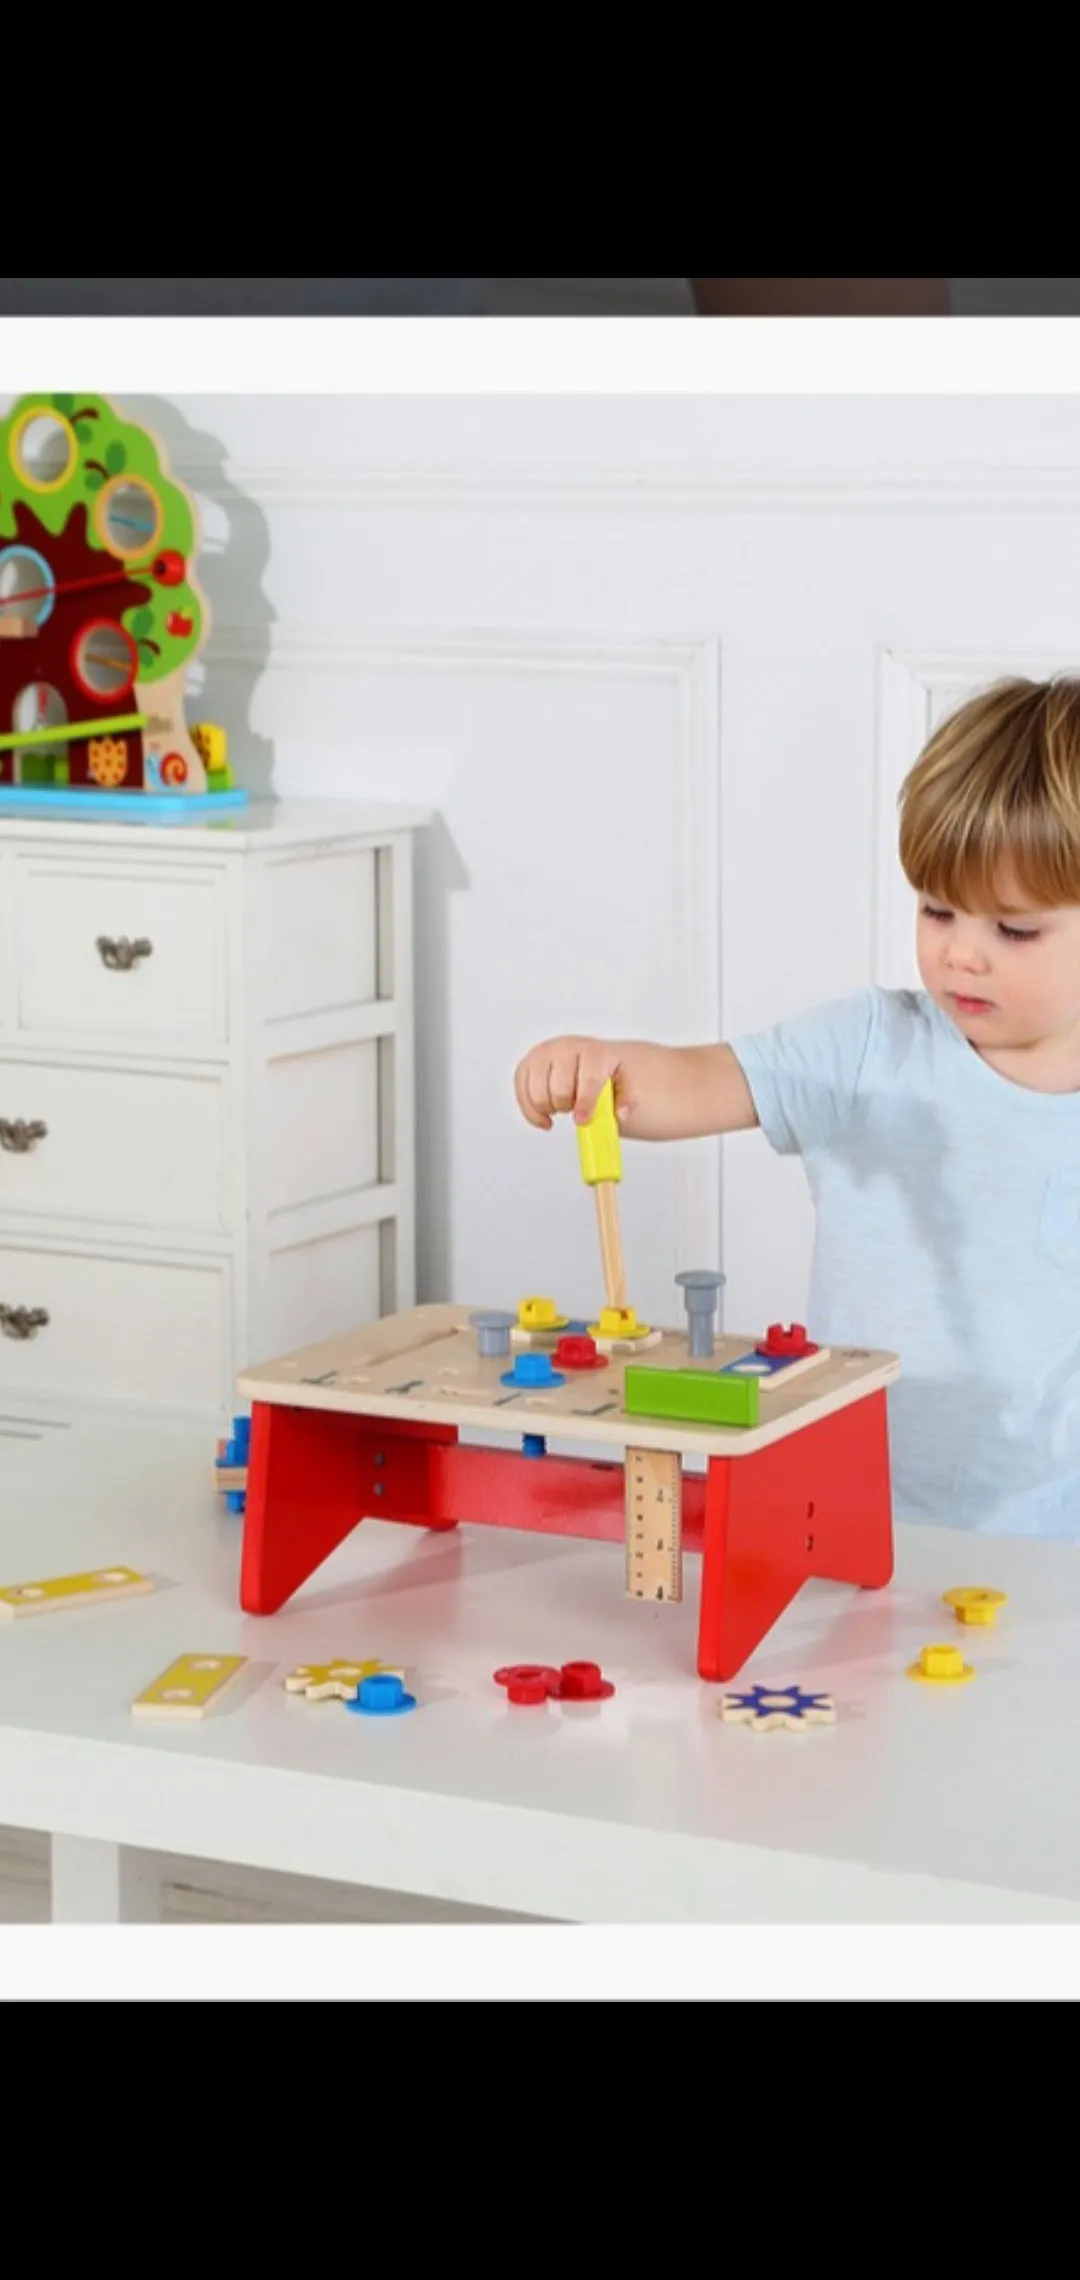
{"left": 625, "top": 1446, "right": 682, "bottom": 1603}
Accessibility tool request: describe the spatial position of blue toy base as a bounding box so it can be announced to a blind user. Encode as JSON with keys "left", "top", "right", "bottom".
{"left": 0, "top": 787, "right": 249, "bottom": 819}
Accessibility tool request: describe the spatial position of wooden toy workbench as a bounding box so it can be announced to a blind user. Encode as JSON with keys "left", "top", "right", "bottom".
{"left": 236, "top": 1303, "right": 900, "bottom": 1681}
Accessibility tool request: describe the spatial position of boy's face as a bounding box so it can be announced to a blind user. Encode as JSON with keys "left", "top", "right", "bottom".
{"left": 916, "top": 868, "right": 1080, "bottom": 1056}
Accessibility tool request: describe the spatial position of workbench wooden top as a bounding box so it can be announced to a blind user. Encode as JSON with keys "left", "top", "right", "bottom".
{"left": 238, "top": 1303, "right": 900, "bottom": 1459}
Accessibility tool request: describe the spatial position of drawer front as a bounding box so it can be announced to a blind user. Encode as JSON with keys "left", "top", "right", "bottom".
{"left": 0, "top": 1061, "right": 228, "bottom": 1233}
{"left": 15, "top": 860, "right": 228, "bottom": 1047}
{"left": 0, "top": 1243, "right": 229, "bottom": 1411}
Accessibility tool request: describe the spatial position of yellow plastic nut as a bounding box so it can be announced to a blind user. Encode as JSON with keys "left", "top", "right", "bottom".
{"left": 517, "top": 1296, "right": 568, "bottom": 1331}
{"left": 907, "top": 1643, "right": 976, "bottom": 1684}
{"left": 576, "top": 1079, "right": 622, "bottom": 1187}
{"left": 591, "top": 1306, "right": 651, "bottom": 1341}
{"left": 942, "top": 1587, "right": 1007, "bottom": 1627}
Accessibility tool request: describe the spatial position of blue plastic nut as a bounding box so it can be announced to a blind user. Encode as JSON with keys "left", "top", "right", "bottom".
{"left": 347, "top": 1673, "right": 417, "bottom": 1717}
{"left": 522, "top": 1434, "right": 547, "bottom": 1459}
{"left": 216, "top": 1412, "right": 251, "bottom": 1514}
{"left": 217, "top": 1412, "right": 251, "bottom": 1466}
{"left": 500, "top": 1353, "right": 566, "bottom": 1390}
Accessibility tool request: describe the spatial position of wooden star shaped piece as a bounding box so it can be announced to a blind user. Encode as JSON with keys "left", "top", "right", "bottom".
{"left": 719, "top": 1683, "right": 836, "bottom": 1732}
{"left": 285, "top": 1658, "right": 403, "bottom": 1703}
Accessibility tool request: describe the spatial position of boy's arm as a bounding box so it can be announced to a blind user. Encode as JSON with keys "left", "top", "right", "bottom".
{"left": 514, "top": 1037, "right": 759, "bottom": 1140}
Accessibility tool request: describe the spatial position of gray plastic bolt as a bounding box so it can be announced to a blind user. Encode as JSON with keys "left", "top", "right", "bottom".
{"left": 469, "top": 1309, "right": 517, "bottom": 1358}
{"left": 675, "top": 1270, "right": 726, "bottom": 1358}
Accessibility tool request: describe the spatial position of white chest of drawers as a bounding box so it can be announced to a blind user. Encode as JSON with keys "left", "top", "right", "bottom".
{"left": 0, "top": 798, "right": 429, "bottom": 1421}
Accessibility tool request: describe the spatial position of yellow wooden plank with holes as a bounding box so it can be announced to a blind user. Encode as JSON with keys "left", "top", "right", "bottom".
{"left": 625, "top": 1446, "right": 683, "bottom": 1603}
{"left": 0, "top": 1566, "right": 154, "bottom": 1619}
{"left": 131, "top": 1653, "right": 247, "bottom": 1719}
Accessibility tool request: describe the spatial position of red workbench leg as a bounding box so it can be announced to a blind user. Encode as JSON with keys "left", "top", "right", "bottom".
{"left": 696, "top": 1389, "right": 893, "bottom": 1682}
{"left": 239, "top": 1402, "right": 458, "bottom": 1614}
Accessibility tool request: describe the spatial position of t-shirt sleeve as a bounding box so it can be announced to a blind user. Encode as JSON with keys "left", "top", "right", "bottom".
{"left": 728, "top": 988, "right": 880, "bottom": 1156}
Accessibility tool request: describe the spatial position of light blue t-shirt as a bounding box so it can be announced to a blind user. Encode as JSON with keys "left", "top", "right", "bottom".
{"left": 730, "top": 986, "right": 1080, "bottom": 1539}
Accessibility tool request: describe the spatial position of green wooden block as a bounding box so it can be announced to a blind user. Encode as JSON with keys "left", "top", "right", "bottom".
{"left": 623, "top": 1363, "right": 760, "bottom": 1428}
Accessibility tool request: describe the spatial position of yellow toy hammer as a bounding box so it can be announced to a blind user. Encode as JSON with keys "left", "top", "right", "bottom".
{"left": 577, "top": 1079, "right": 627, "bottom": 1311}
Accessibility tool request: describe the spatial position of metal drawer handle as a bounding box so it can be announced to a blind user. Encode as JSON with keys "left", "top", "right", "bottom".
{"left": 0, "top": 1305, "right": 49, "bottom": 1340}
{"left": 0, "top": 1120, "right": 47, "bottom": 1153}
{"left": 96, "top": 936, "right": 153, "bottom": 971}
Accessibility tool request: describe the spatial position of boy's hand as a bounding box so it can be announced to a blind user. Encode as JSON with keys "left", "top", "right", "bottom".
{"left": 513, "top": 1037, "right": 638, "bottom": 1131}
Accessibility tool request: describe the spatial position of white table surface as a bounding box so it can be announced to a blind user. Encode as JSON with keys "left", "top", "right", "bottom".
{"left": 2, "top": 1403, "right": 1079, "bottom": 1924}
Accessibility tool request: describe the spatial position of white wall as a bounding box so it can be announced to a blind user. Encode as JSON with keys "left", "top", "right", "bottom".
{"left": 6, "top": 388, "right": 1080, "bottom": 1346}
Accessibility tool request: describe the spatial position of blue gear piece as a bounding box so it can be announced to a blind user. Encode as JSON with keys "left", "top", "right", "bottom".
{"left": 720, "top": 1683, "right": 835, "bottom": 1729}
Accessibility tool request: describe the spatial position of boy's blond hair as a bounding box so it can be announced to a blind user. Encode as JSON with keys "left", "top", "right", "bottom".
{"left": 898, "top": 675, "right": 1080, "bottom": 910}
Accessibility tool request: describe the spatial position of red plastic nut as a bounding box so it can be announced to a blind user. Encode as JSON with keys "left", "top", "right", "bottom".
{"left": 494, "top": 1664, "right": 559, "bottom": 1705}
{"left": 554, "top": 1661, "right": 615, "bottom": 1701}
{"left": 507, "top": 1673, "right": 552, "bottom": 1704}
{"left": 551, "top": 1335, "right": 607, "bottom": 1371}
{"left": 757, "top": 1323, "right": 818, "bottom": 1358}
{"left": 494, "top": 1661, "right": 615, "bottom": 1703}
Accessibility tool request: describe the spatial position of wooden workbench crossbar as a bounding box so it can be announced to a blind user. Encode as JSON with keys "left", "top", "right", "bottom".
{"left": 238, "top": 1386, "right": 894, "bottom": 1682}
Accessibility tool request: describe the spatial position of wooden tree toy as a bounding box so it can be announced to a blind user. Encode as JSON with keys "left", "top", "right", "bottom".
{"left": 0, "top": 394, "right": 245, "bottom": 812}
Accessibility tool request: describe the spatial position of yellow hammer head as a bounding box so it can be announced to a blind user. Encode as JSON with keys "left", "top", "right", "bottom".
{"left": 577, "top": 1078, "right": 622, "bottom": 1185}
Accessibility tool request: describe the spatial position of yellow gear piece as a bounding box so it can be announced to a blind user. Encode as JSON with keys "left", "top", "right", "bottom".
{"left": 285, "top": 1658, "right": 401, "bottom": 1702}
{"left": 577, "top": 1079, "right": 622, "bottom": 1186}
